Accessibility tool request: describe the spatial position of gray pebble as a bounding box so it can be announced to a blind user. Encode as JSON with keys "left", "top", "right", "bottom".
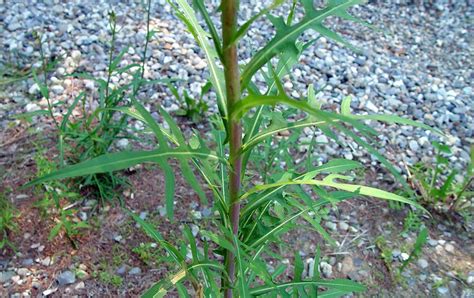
{"left": 417, "top": 258, "right": 428, "bottom": 269}
{"left": 0, "top": 271, "right": 15, "bottom": 283}
{"left": 325, "top": 222, "right": 337, "bottom": 231}
{"left": 409, "top": 140, "right": 420, "bottom": 151}
{"left": 444, "top": 243, "right": 455, "bottom": 253}
{"left": 437, "top": 287, "right": 449, "bottom": 296}
{"left": 128, "top": 267, "right": 142, "bottom": 275}
{"left": 116, "top": 265, "right": 127, "bottom": 276}
{"left": 316, "top": 135, "right": 329, "bottom": 144}
{"left": 338, "top": 222, "right": 349, "bottom": 231}
{"left": 319, "top": 261, "right": 332, "bottom": 278}
{"left": 21, "top": 259, "right": 34, "bottom": 266}
{"left": 139, "top": 211, "right": 148, "bottom": 220}
{"left": 57, "top": 271, "right": 76, "bottom": 286}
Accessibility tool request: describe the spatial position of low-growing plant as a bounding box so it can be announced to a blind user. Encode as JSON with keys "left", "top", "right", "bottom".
{"left": 0, "top": 192, "right": 19, "bottom": 251}
{"left": 410, "top": 142, "right": 473, "bottom": 217}
{"left": 403, "top": 210, "right": 422, "bottom": 233}
{"left": 27, "top": 0, "right": 441, "bottom": 296}
{"left": 32, "top": 146, "right": 88, "bottom": 246}
{"left": 375, "top": 226, "right": 428, "bottom": 279}
{"left": 112, "top": 243, "right": 128, "bottom": 266}
{"left": 168, "top": 81, "right": 211, "bottom": 122}
{"left": 97, "top": 270, "right": 124, "bottom": 287}
{"left": 132, "top": 242, "right": 162, "bottom": 266}
{"left": 48, "top": 208, "right": 90, "bottom": 246}
{"left": 399, "top": 227, "right": 428, "bottom": 273}
{"left": 374, "top": 235, "right": 393, "bottom": 273}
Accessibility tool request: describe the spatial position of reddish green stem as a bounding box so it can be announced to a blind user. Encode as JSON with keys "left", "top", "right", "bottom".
{"left": 222, "top": 0, "right": 242, "bottom": 297}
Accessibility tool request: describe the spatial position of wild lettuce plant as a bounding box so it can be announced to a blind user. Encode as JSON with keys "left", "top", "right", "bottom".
{"left": 27, "top": 0, "right": 439, "bottom": 296}
{"left": 29, "top": 7, "right": 163, "bottom": 204}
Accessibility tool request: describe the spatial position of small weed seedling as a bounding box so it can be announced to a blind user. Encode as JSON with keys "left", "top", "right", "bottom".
{"left": 28, "top": 0, "right": 440, "bottom": 296}
{"left": 399, "top": 227, "right": 428, "bottom": 273}
{"left": 97, "top": 270, "right": 123, "bottom": 287}
{"left": 33, "top": 148, "right": 88, "bottom": 246}
{"left": 168, "top": 81, "right": 211, "bottom": 122}
{"left": 410, "top": 142, "right": 473, "bottom": 218}
{"left": 0, "top": 192, "right": 19, "bottom": 251}
{"left": 132, "top": 242, "right": 162, "bottom": 266}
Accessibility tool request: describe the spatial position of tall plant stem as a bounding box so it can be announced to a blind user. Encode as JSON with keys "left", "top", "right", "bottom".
{"left": 35, "top": 32, "right": 59, "bottom": 130}
{"left": 222, "top": 0, "right": 241, "bottom": 297}
{"left": 141, "top": 0, "right": 152, "bottom": 80}
{"left": 105, "top": 11, "right": 117, "bottom": 102}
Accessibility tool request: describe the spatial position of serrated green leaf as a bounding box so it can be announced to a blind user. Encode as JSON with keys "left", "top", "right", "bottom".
{"left": 242, "top": 174, "right": 426, "bottom": 212}
{"left": 249, "top": 279, "right": 366, "bottom": 296}
{"left": 25, "top": 148, "right": 222, "bottom": 188}
{"left": 241, "top": 159, "right": 361, "bottom": 217}
{"left": 232, "top": 234, "right": 250, "bottom": 298}
{"left": 248, "top": 195, "right": 349, "bottom": 248}
{"left": 242, "top": 0, "right": 365, "bottom": 89}
{"left": 231, "top": 92, "right": 424, "bottom": 194}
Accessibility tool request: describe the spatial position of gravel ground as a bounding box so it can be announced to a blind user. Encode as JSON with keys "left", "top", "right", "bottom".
{"left": 1, "top": 0, "right": 472, "bottom": 172}
{"left": 0, "top": 0, "right": 473, "bottom": 297}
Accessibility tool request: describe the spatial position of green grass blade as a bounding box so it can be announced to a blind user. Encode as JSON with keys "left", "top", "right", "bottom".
{"left": 128, "top": 211, "right": 185, "bottom": 265}
{"left": 354, "top": 114, "right": 443, "bottom": 136}
{"left": 129, "top": 210, "right": 164, "bottom": 242}
{"left": 158, "top": 107, "right": 208, "bottom": 204}
{"left": 340, "top": 96, "right": 351, "bottom": 116}
{"left": 184, "top": 226, "right": 199, "bottom": 263}
{"left": 179, "top": 158, "right": 208, "bottom": 205}
{"left": 113, "top": 106, "right": 178, "bottom": 144}
{"left": 157, "top": 159, "right": 176, "bottom": 220}
{"left": 200, "top": 231, "right": 235, "bottom": 253}
{"left": 142, "top": 279, "right": 168, "bottom": 298}
{"left": 400, "top": 227, "right": 428, "bottom": 271}
{"left": 294, "top": 252, "right": 303, "bottom": 282}
{"left": 241, "top": 118, "right": 332, "bottom": 154}
{"left": 12, "top": 110, "right": 50, "bottom": 119}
